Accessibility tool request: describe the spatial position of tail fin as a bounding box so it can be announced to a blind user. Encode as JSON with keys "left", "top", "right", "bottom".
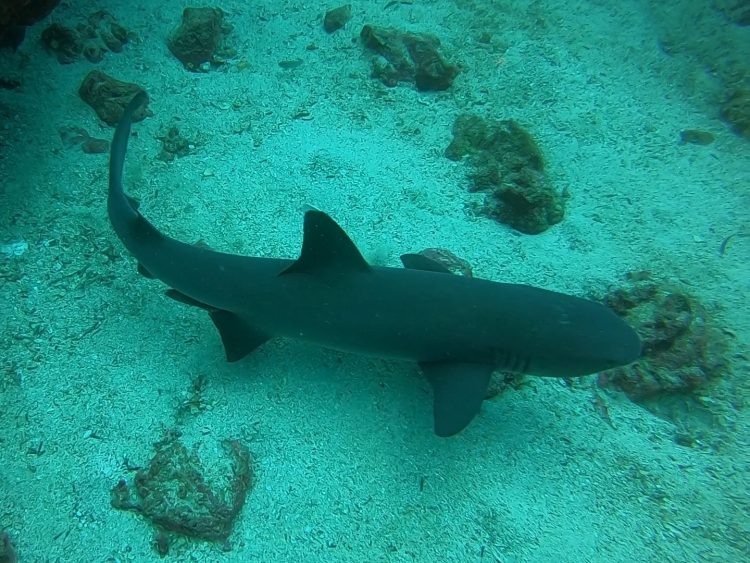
{"left": 108, "top": 92, "right": 147, "bottom": 206}
{"left": 107, "top": 92, "right": 163, "bottom": 250}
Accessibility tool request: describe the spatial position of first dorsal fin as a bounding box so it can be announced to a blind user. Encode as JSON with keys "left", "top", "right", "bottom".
{"left": 281, "top": 210, "right": 371, "bottom": 275}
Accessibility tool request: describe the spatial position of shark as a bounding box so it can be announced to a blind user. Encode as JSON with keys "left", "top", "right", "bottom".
{"left": 108, "top": 93, "right": 641, "bottom": 437}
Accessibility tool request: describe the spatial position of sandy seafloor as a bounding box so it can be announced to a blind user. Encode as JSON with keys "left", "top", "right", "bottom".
{"left": 1, "top": 0, "right": 749, "bottom": 561}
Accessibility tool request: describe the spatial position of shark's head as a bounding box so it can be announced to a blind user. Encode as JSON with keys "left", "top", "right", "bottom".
{"left": 498, "top": 293, "right": 642, "bottom": 378}
{"left": 545, "top": 320, "right": 642, "bottom": 377}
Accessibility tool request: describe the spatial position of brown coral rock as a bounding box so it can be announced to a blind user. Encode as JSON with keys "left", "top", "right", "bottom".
{"left": 721, "top": 89, "right": 750, "bottom": 139}
{"left": 167, "top": 7, "right": 225, "bottom": 70}
{"left": 602, "top": 278, "right": 727, "bottom": 400}
{"left": 78, "top": 70, "right": 149, "bottom": 126}
{"left": 111, "top": 433, "right": 252, "bottom": 542}
{"left": 446, "top": 114, "right": 565, "bottom": 234}
{"left": 360, "top": 25, "right": 458, "bottom": 91}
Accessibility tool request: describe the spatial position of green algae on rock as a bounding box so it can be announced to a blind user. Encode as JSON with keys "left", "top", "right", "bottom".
{"left": 446, "top": 113, "right": 565, "bottom": 234}
{"left": 111, "top": 432, "right": 252, "bottom": 545}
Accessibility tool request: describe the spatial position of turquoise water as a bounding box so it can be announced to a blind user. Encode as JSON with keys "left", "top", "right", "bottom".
{"left": 1, "top": 1, "right": 748, "bottom": 561}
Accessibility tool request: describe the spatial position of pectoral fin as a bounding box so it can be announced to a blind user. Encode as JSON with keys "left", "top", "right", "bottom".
{"left": 419, "top": 361, "right": 493, "bottom": 437}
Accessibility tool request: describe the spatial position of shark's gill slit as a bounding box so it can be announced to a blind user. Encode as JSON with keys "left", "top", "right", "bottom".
{"left": 520, "top": 356, "right": 531, "bottom": 373}
{"left": 494, "top": 349, "right": 529, "bottom": 373}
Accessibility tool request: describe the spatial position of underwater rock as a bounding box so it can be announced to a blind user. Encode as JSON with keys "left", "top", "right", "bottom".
{"left": 157, "top": 126, "right": 193, "bottom": 162}
{"left": 323, "top": 4, "right": 351, "bottom": 34}
{"left": 81, "top": 41, "right": 105, "bottom": 63}
{"left": 721, "top": 89, "right": 750, "bottom": 138}
{"left": 40, "top": 23, "right": 80, "bottom": 63}
{"left": 0, "top": 530, "right": 18, "bottom": 563}
{"left": 111, "top": 432, "right": 252, "bottom": 543}
{"left": 598, "top": 273, "right": 734, "bottom": 447}
{"left": 0, "top": 76, "right": 21, "bottom": 90}
{"left": 679, "top": 129, "right": 715, "bottom": 145}
{"left": 78, "top": 71, "right": 149, "bottom": 126}
{"left": 0, "top": 530, "right": 16, "bottom": 563}
{"left": 83, "top": 10, "right": 130, "bottom": 57}
{"left": 417, "top": 248, "right": 473, "bottom": 277}
{"left": 41, "top": 11, "right": 131, "bottom": 64}
{"left": 167, "top": 7, "right": 232, "bottom": 71}
{"left": 59, "top": 125, "right": 89, "bottom": 147}
{"left": 0, "top": 25, "right": 25, "bottom": 50}
{"left": 361, "top": 26, "right": 411, "bottom": 87}
{"left": 0, "top": 0, "right": 60, "bottom": 50}
{"left": 600, "top": 273, "right": 727, "bottom": 400}
{"left": 278, "top": 58, "right": 303, "bottom": 69}
{"left": 360, "top": 25, "right": 458, "bottom": 91}
{"left": 0, "top": 239, "right": 28, "bottom": 258}
{"left": 58, "top": 125, "right": 109, "bottom": 153}
{"left": 716, "top": 0, "right": 750, "bottom": 25}
{"left": 89, "top": 10, "right": 129, "bottom": 52}
{"left": 0, "top": 0, "right": 59, "bottom": 28}
{"left": 81, "top": 137, "right": 109, "bottom": 154}
{"left": 446, "top": 113, "right": 565, "bottom": 234}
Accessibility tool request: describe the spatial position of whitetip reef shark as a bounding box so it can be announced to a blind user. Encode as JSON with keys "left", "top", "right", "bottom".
{"left": 108, "top": 93, "right": 641, "bottom": 437}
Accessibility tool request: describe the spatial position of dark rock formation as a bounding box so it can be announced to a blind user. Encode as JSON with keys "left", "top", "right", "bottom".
{"left": 323, "top": 4, "right": 351, "bottom": 33}
{"left": 0, "top": 0, "right": 60, "bottom": 50}
{"left": 446, "top": 113, "right": 565, "bottom": 234}
{"left": 360, "top": 25, "right": 458, "bottom": 91}
{"left": 167, "top": 7, "right": 232, "bottom": 71}
{"left": 78, "top": 71, "right": 149, "bottom": 126}
{"left": 111, "top": 433, "right": 252, "bottom": 544}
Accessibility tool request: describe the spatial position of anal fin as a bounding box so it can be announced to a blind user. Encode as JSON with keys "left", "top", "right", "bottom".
{"left": 419, "top": 361, "right": 493, "bottom": 437}
{"left": 165, "top": 289, "right": 270, "bottom": 362}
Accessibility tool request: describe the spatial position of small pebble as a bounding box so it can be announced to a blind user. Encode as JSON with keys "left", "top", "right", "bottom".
{"left": 679, "top": 129, "right": 715, "bottom": 145}
{"left": 82, "top": 137, "right": 110, "bottom": 154}
{"left": 0, "top": 240, "right": 28, "bottom": 257}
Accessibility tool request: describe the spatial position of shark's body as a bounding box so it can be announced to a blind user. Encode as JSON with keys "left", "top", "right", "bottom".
{"left": 108, "top": 93, "right": 641, "bottom": 436}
